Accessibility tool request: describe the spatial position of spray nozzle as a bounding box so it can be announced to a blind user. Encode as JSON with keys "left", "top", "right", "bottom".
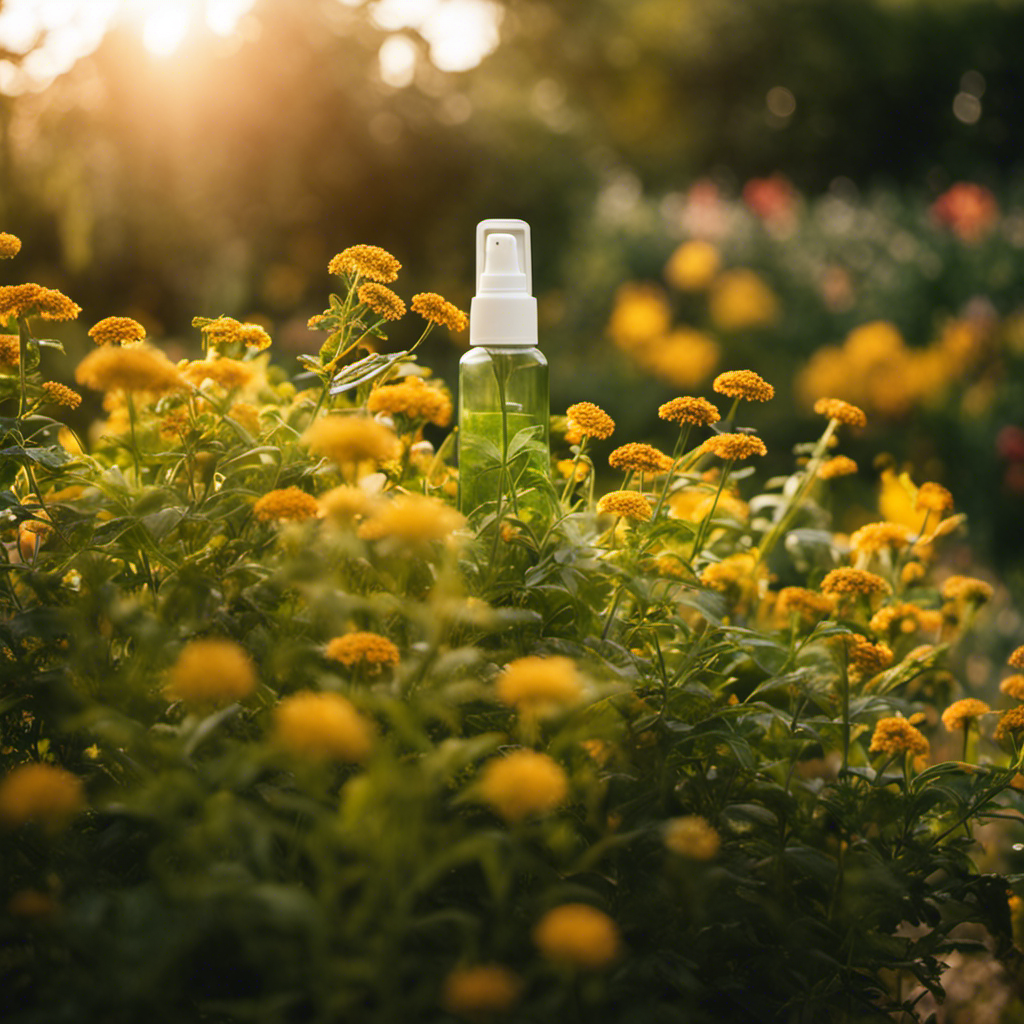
{"left": 470, "top": 218, "right": 538, "bottom": 347}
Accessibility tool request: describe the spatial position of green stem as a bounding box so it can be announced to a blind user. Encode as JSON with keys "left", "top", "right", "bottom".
{"left": 691, "top": 458, "right": 733, "bottom": 556}
{"left": 651, "top": 424, "right": 691, "bottom": 521}
{"left": 125, "top": 391, "right": 143, "bottom": 485}
{"left": 560, "top": 435, "right": 589, "bottom": 505}
{"left": 16, "top": 316, "right": 29, "bottom": 419}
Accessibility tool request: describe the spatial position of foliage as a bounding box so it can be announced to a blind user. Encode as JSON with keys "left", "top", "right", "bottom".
{"left": 2, "top": 243, "right": 1024, "bottom": 1024}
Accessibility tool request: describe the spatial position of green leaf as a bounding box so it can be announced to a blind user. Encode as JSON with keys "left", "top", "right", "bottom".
{"left": 0, "top": 444, "right": 72, "bottom": 470}
{"left": 329, "top": 350, "right": 409, "bottom": 395}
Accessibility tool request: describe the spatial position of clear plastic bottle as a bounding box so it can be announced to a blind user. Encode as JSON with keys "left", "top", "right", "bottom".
{"left": 458, "top": 220, "right": 551, "bottom": 521}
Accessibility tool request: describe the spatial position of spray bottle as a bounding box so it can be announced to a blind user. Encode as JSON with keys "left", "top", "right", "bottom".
{"left": 458, "top": 219, "right": 551, "bottom": 521}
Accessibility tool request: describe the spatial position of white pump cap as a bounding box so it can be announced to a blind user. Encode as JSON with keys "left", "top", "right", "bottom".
{"left": 469, "top": 219, "right": 538, "bottom": 347}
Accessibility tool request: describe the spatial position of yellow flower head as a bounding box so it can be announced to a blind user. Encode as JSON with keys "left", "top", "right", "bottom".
{"left": 664, "top": 239, "right": 720, "bottom": 291}
{"left": 366, "top": 377, "right": 452, "bottom": 427}
{"left": 915, "top": 482, "right": 954, "bottom": 514}
{"left": 708, "top": 270, "right": 779, "bottom": 330}
{"left": 167, "top": 638, "right": 257, "bottom": 706}
{"left": 869, "top": 716, "right": 929, "bottom": 758}
{"left": 274, "top": 691, "right": 374, "bottom": 762}
{"left": 849, "top": 521, "right": 912, "bottom": 556}
{"left": 941, "top": 574, "right": 994, "bottom": 605}
{"left": 411, "top": 292, "right": 469, "bottom": 332}
{"left": 75, "top": 345, "right": 184, "bottom": 394}
{"left": 441, "top": 964, "right": 522, "bottom": 1016}
{"left": 326, "top": 631, "right": 400, "bottom": 671}
{"left": 357, "top": 282, "right": 406, "bottom": 321}
{"left": 1000, "top": 674, "right": 1024, "bottom": 700}
{"left": 941, "top": 698, "right": 990, "bottom": 732}
{"left": 196, "top": 316, "right": 272, "bottom": 351}
{"left": 596, "top": 490, "right": 652, "bottom": 522}
{"left": 253, "top": 487, "right": 320, "bottom": 523}
{"left": 713, "top": 369, "right": 775, "bottom": 402}
{"left": 41, "top": 382, "right": 82, "bottom": 409}
{"left": 869, "top": 603, "right": 943, "bottom": 637}
{"left": 302, "top": 415, "right": 401, "bottom": 467}
{"left": 1010, "top": 646, "right": 1024, "bottom": 670}
{"left": 478, "top": 749, "right": 568, "bottom": 823}
{"left": 88, "top": 316, "right": 146, "bottom": 347}
{"left": 698, "top": 433, "right": 768, "bottom": 461}
{"left": 533, "top": 904, "right": 621, "bottom": 970}
{"left": 329, "top": 244, "right": 401, "bottom": 282}
{"left": 608, "top": 442, "right": 672, "bottom": 473}
{"left": 228, "top": 401, "right": 261, "bottom": 435}
{"left": 357, "top": 493, "right": 466, "bottom": 546}
{"left": 775, "top": 586, "right": 836, "bottom": 624}
{"left": 664, "top": 815, "right": 720, "bottom": 859}
{"left": 843, "top": 634, "right": 894, "bottom": 680}
{"left": 184, "top": 356, "right": 257, "bottom": 391}
{"left": 318, "top": 485, "right": 378, "bottom": 525}
{"left": 0, "top": 232, "right": 21, "bottom": 258}
{"left": 0, "top": 763, "right": 85, "bottom": 830}
{"left": 658, "top": 395, "right": 720, "bottom": 427}
{"left": 0, "top": 334, "right": 19, "bottom": 366}
{"left": 995, "top": 705, "right": 1024, "bottom": 743}
{"left": 566, "top": 401, "right": 615, "bottom": 440}
{"left": 495, "top": 655, "right": 584, "bottom": 713}
{"left": 820, "top": 568, "right": 891, "bottom": 599}
{"left": 0, "top": 283, "right": 81, "bottom": 322}
{"left": 819, "top": 455, "right": 858, "bottom": 480}
{"left": 606, "top": 282, "right": 671, "bottom": 349}
{"left": 813, "top": 397, "right": 867, "bottom": 428}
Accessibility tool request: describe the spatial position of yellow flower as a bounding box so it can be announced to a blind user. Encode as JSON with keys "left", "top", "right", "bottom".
{"left": 664, "top": 239, "right": 720, "bottom": 291}
{"left": 88, "top": 316, "right": 146, "bottom": 346}
{"left": 843, "top": 634, "right": 894, "bottom": 680}
{"left": 633, "top": 328, "right": 720, "bottom": 388}
{"left": 915, "top": 482, "right": 954, "bottom": 514}
{"left": 318, "top": 485, "right": 378, "bottom": 525}
{"left": 658, "top": 395, "right": 720, "bottom": 427}
{"left": 1010, "top": 646, "right": 1024, "bottom": 670}
{"left": 357, "top": 282, "right": 406, "bottom": 320}
{"left": 849, "top": 521, "right": 912, "bottom": 556}
{"left": 0, "top": 334, "right": 19, "bottom": 366}
{"left": 869, "top": 603, "right": 943, "bottom": 637}
{"left": 0, "top": 763, "right": 85, "bottom": 830}
{"left": 166, "top": 638, "right": 257, "bottom": 706}
{"left": 999, "top": 674, "right": 1024, "bottom": 700}
{"left": 302, "top": 415, "right": 401, "bottom": 467}
{"left": 329, "top": 244, "right": 401, "bottom": 282}
{"left": 411, "top": 292, "right": 469, "bottom": 332}
{"left": 708, "top": 269, "right": 779, "bottom": 330}
{"left": 228, "top": 401, "right": 261, "bottom": 435}
{"left": 940, "top": 574, "right": 994, "bottom": 605}
{"left": 183, "top": 357, "right": 257, "bottom": 390}
{"left": 557, "top": 458, "right": 590, "bottom": 482}
{"left": 819, "top": 455, "right": 858, "bottom": 480}
{"left": 596, "top": 490, "right": 652, "bottom": 521}
{"left": 478, "top": 749, "right": 568, "bottom": 823}
{"left": 565, "top": 401, "right": 615, "bottom": 440}
{"left": 0, "top": 232, "right": 21, "bottom": 258}
{"left": 357, "top": 494, "right": 466, "bottom": 546}
{"left": 0, "top": 283, "right": 81, "bottom": 322}
{"left": 495, "top": 655, "right": 583, "bottom": 713}
{"left": 820, "top": 568, "right": 891, "bottom": 598}
{"left": 366, "top": 377, "right": 452, "bottom": 427}
{"left": 941, "top": 698, "right": 990, "bottom": 732}
{"left": 253, "top": 487, "right": 320, "bottom": 523}
{"left": 698, "top": 433, "right": 768, "bottom": 461}
{"left": 775, "top": 586, "right": 836, "bottom": 624}
{"left": 869, "top": 716, "right": 929, "bottom": 758}
{"left": 608, "top": 443, "right": 671, "bottom": 473}
{"left": 326, "top": 631, "right": 400, "bottom": 671}
{"left": 75, "top": 345, "right": 184, "bottom": 394}
{"left": 713, "top": 369, "right": 775, "bottom": 403}
{"left": 813, "top": 397, "right": 867, "bottom": 428}
{"left": 995, "top": 705, "right": 1024, "bottom": 743}
{"left": 40, "top": 382, "right": 82, "bottom": 409}
{"left": 441, "top": 965, "right": 522, "bottom": 1016}
{"left": 533, "top": 904, "right": 621, "bottom": 970}
{"left": 664, "top": 815, "right": 720, "bottom": 859}
{"left": 901, "top": 561, "right": 927, "bottom": 586}
{"left": 606, "top": 282, "right": 671, "bottom": 349}
{"left": 196, "top": 316, "right": 272, "bottom": 351}
{"left": 700, "top": 553, "right": 760, "bottom": 598}
{"left": 274, "top": 691, "right": 374, "bottom": 762}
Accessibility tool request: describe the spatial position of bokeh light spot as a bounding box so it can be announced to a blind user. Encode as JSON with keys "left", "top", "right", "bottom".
{"left": 953, "top": 91, "right": 982, "bottom": 125}
{"left": 766, "top": 86, "right": 796, "bottom": 119}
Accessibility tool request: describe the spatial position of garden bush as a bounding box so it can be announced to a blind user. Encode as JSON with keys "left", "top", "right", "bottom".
{"left": 2, "top": 236, "right": 1024, "bottom": 1023}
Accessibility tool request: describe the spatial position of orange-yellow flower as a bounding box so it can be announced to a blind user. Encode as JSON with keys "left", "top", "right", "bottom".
{"left": 713, "top": 369, "right": 775, "bottom": 402}
{"left": 596, "top": 490, "right": 652, "bottom": 522}
{"left": 274, "top": 691, "right": 374, "bottom": 762}
{"left": 478, "top": 750, "right": 568, "bottom": 823}
{"left": 166, "top": 638, "right": 257, "bottom": 706}
{"left": 88, "top": 316, "right": 146, "bottom": 347}
{"left": 411, "top": 292, "right": 469, "bottom": 332}
{"left": 533, "top": 904, "right": 621, "bottom": 970}
{"left": 566, "top": 401, "right": 615, "bottom": 440}
{"left": 869, "top": 716, "right": 929, "bottom": 758}
{"left": 0, "top": 763, "right": 85, "bottom": 830}
{"left": 326, "top": 631, "right": 400, "bottom": 671}
{"left": 813, "top": 397, "right": 867, "bottom": 428}
{"left": 253, "top": 487, "right": 320, "bottom": 523}
{"left": 329, "top": 244, "right": 401, "bottom": 282}
{"left": 440, "top": 965, "right": 522, "bottom": 1016}
{"left": 664, "top": 815, "right": 720, "bottom": 859}
{"left": 941, "top": 698, "right": 990, "bottom": 732}
{"left": 658, "top": 395, "right": 720, "bottom": 427}
{"left": 495, "top": 655, "right": 583, "bottom": 713}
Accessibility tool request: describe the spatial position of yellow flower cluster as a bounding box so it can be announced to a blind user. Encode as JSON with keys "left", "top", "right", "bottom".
{"left": 596, "top": 490, "right": 651, "bottom": 521}
{"left": 818, "top": 455, "right": 858, "bottom": 480}
{"left": 166, "top": 638, "right": 257, "bottom": 706}
{"left": 775, "top": 586, "right": 836, "bottom": 624}
{"left": 663, "top": 815, "right": 720, "bottom": 859}
{"left": 869, "top": 716, "right": 929, "bottom": 758}
{"left": 0, "top": 231, "right": 21, "bottom": 258}
{"left": 478, "top": 750, "right": 568, "bottom": 823}
{"left": 411, "top": 292, "right": 469, "bottom": 332}
{"left": 820, "top": 568, "right": 891, "bottom": 598}
{"left": 88, "top": 316, "right": 146, "bottom": 346}
{"left": 566, "top": 401, "right": 615, "bottom": 440}
{"left": 253, "top": 487, "right": 320, "bottom": 523}
{"left": 329, "top": 244, "right": 401, "bottom": 282}
{"left": 708, "top": 270, "right": 779, "bottom": 330}
{"left": 357, "top": 282, "right": 406, "bottom": 321}
{"left": 713, "top": 369, "right": 774, "bottom": 402}
{"left": 495, "top": 655, "right": 583, "bottom": 713}
{"left": 0, "top": 335, "right": 19, "bottom": 366}
{"left": 326, "top": 631, "right": 400, "bottom": 670}
{"left": 915, "top": 482, "right": 954, "bottom": 514}
{"left": 41, "top": 382, "right": 81, "bottom": 409}
{"left": 1000, "top": 675, "right": 1024, "bottom": 700}
{"left": 0, "top": 763, "right": 85, "bottom": 830}
{"left": 941, "top": 698, "right": 990, "bottom": 732}
{"left": 1010, "top": 646, "right": 1024, "bottom": 670}
{"left": 813, "top": 397, "right": 867, "bottom": 428}
{"left": 698, "top": 433, "right": 768, "bottom": 461}
{"left": 183, "top": 357, "right": 257, "bottom": 390}
{"left": 196, "top": 316, "right": 272, "bottom": 351}
{"left": 75, "top": 345, "right": 184, "bottom": 394}
{"left": 274, "top": 691, "right": 374, "bottom": 762}
{"left": 366, "top": 377, "right": 452, "bottom": 427}
{"left": 869, "top": 603, "right": 943, "bottom": 637}
{"left": 532, "top": 903, "right": 621, "bottom": 970}
{"left": 357, "top": 494, "right": 466, "bottom": 546}
{"left": 843, "top": 634, "right": 894, "bottom": 680}
{"left": 317, "top": 485, "right": 377, "bottom": 525}
{"left": 664, "top": 239, "right": 720, "bottom": 291}
{"left": 700, "top": 553, "right": 760, "bottom": 600}
{"left": 849, "top": 521, "right": 911, "bottom": 556}
{"left": 302, "top": 415, "right": 400, "bottom": 467}
{"left": 995, "top": 705, "right": 1024, "bottom": 743}
{"left": 658, "top": 395, "right": 720, "bottom": 427}
{"left": 940, "top": 575, "right": 994, "bottom": 605}
{"left": 441, "top": 965, "right": 521, "bottom": 1016}
{"left": 0, "top": 283, "right": 81, "bottom": 322}
{"left": 608, "top": 443, "right": 671, "bottom": 473}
